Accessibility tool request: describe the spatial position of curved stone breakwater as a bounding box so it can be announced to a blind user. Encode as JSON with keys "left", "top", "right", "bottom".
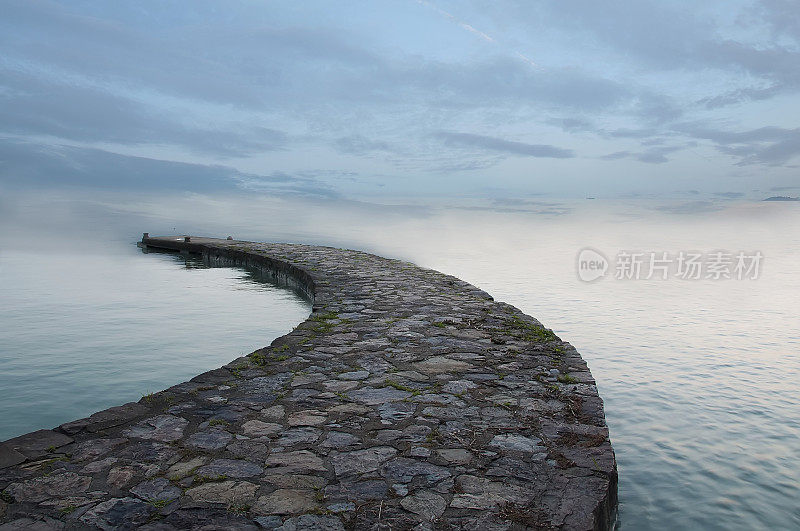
{"left": 0, "top": 236, "right": 617, "bottom": 530}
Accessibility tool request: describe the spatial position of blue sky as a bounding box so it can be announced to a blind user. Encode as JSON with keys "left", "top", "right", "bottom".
{"left": 1, "top": 0, "right": 799, "bottom": 202}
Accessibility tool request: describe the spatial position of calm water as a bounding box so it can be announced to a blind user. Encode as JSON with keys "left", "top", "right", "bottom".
{"left": 0, "top": 243, "right": 311, "bottom": 441}
{"left": 1, "top": 195, "right": 798, "bottom": 529}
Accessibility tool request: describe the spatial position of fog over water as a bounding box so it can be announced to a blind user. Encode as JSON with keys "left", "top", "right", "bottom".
{"left": 1, "top": 190, "right": 798, "bottom": 529}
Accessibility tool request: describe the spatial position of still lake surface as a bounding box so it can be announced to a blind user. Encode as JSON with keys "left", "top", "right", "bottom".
{"left": 0, "top": 244, "right": 311, "bottom": 441}
{"left": 1, "top": 196, "right": 798, "bottom": 529}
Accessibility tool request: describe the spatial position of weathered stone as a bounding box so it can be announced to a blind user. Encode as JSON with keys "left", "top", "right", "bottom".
{"left": 332, "top": 447, "right": 397, "bottom": 476}
{"left": 348, "top": 387, "right": 411, "bottom": 405}
{"left": 400, "top": 490, "right": 447, "bottom": 521}
{"left": 324, "top": 480, "right": 387, "bottom": 502}
{"left": 79, "top": 497, "right": 155, "bottom": 530}
{"left": 287, "top": 410, "right": 326, "bottom": 427}
{"left": 450, "top": 475, "right": 532, "bottom": 509}
{"left": 0, "top": 446, "right": 26, "bottom": 470}
{"left": 72, "top": 438, "right": 128, "bottom": 462}
{"left": 253, "top": 515, "right": 283, "bottom": 529}
{"left": 275, "top": 427, "right": 321, "bottom": 446}
{"left": 123, "top": 415, "right": 187, "bottom": 442}
{"left": 166, "top": 457, "right": 206, "bottom": 480}
{"left": 320, "top": 431, "right": 360, "bottom": 449}
{"left": 1, "top": 431, "right": 73, "bottom": 460}
{"left": 196, "top": 458, "right": 263, "bottom": 478}
{"left": 59, "top": 402, "right": 148, "bottom": 435}
{"left": 6, "top": 473, "right": 91, "bottom": 503}
{"left": 263, "top": 473, "right": 327, "bottom": 490}
{"left": 338, "top": 370, "right": 369, "bottom": 380}
{"left": 185, "top": 480, "right": 259, "bottom": 505}
{"left": 0, "top": 517, "right": 65, "bottom": 530}
{"left": 261, "top": 405, "right": 286, "bottom": 420}
{"left": 327, "top": 403, "right": 370, "bottom": 415}
{"left": 186, "top": 430, "right": 233, "bottom": 450}
{"left": 107, "top": 466, "right": 137, "bottom": 490}
{"left": 413, "top": 356, "right": 472, "bottom": 374}
{"left": 380, "top": 458, "right": 451, "bottom": 486}
{"left": 80, "top": 457, "right": 119, "bottom": 473}
{"left": 130, "top": 477, "right": 181, "bottom": 502}
{"left": 378, "top": 402, "right": 416, "bottom": 423}
{"left": 264, "top": 450, "right": 326, "bottom": 473}
{"left": 241, "top": 420, "right": 282, "bottom": 438}
{"left": 435, "top": 448, "right": 473, "bottom": 465}
{"left": 253, "top": 489, "right": 317, "bottom": 515}
{"left": 489, "top": 434, "right": 543, "bottom": 454}
{"left": 277, "top": 514, "right": 345, "bottom": 531}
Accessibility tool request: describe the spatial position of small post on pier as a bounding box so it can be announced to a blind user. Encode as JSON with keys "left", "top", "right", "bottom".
{"left": 142, "top": 232, "right": 149, "bottom": 240}
{"left": 184, "top": 236, "right": 191, "bottom": 242}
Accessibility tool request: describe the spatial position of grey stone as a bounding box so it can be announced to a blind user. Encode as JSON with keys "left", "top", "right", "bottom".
{"left": 241, "top": 420, "right": 282, "bottom": 438}
{"left": 380, "top": 458, "right": 451, "bottom": 486}
{"left": 59, "top": 402, "right": 149, "bottom": 435}
{"left": 1, "top": 430, "right": 73, "bottom": 459}
{"left": 254, "top": 515, "right": 283, "bottom": 529}
{"left": 6, "top": 472, "right": 91, "bottom": 503}
{"left": 186, "top": 480, "right": 259, "bottom": 505}
{"left": 331, "top": 446, "right": 397, "bottom": 476}
{"left": 72, "top": 438, "right": 128, "bottom": 462}
{"left": 276, "top": 427, "right": 321, "bottom": 446}
{"left": 338, "top": 370, "right": 369, "bottom": 380}
{"left": 277, "top": 515, "right": 345, "bottom": 531}
{"left": 253, "top": 489, "right": 317, "bottom": 515}
{"left": 166, "top": 457, "right": 206, "bottom": 480}
{"left": 378, "top": 402, "right": 416, "bottom": 423}
{"left": 79, "top": 497, "right": 155, "bottom": 530}
{"left": 263, "top": 473, "right": 327, "bottom": 490}
{"left": 435, "top": 448, "right": 472, "bottom": 465}
{"left": 0, "top": 445, "right": 26, "bottom": 469}
{"left": 265, "top": 450, "right": 326, "bottom": 473}
{"left": 400, "top": 490, "right": 447, "bottom": 521}
{"left": 0, "top": 517, "right": 65, "bottom": 530}
{"left": 287, "top": 410, "right": 327, "bottom": 426}
{"left": 320, "top": 431, "right": 360, "bottom": 449}
{"left": 130, "top": 477, "right": 181, "bottom": 502}
{"left": 196, "top": 458, "right": 264, "bottom": 478}
{"left": 441, "top": 380, "right": 478, "bottom": 395}
{"left": 450, "top": 475, "right": 532, "bottom": 510}
{"left": 324, "top": 480, "right": 387, "bottom": 502}
{"left": 261, "top": 405, "right": 286, "bottom": 420}
{"left": 489, "top": 434, "right": 543, "bottom": 453}
{"left": 327, "top": 501, "right": 355, "bottom": 513}
{"left": 348, "top": 386, "right": 411, "bottom": 405}
{"left": 80, "top": 457, "right": 119, "bottom": 473}
{"left": 186, "top": 430, "right": 233, "bottom": 450}
{"left": 413, "top": 356, "right": 473, "bottom": 374}
{"left": 123, "top": 415, "right": 188, "bottom": 442}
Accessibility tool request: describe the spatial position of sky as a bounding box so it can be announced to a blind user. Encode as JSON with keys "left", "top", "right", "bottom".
{"left": 1, "top": 0, "right": 799, "bottom": 204}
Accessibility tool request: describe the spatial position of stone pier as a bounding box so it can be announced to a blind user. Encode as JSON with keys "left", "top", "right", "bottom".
{"left": 0, "top": 236, "right": 617, "bottom": 530}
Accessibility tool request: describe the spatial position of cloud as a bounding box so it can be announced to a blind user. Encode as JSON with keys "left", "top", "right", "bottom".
{"left": 655, "top": 201, "right": 723, "bottom": 214}
{"left": 675, "top": 124, "right": 800, "bottom": 166}
{"left": 0, "top": 139, "right": 337, "bottom": 198}
{"left": 436, "top": 132, "right": 574, "bottom": 158}
{"left": 333, "top": 136, "right": 394, "bottom": 156}
{"left": 599, "top": 145, "right": 683, "bottom": 164}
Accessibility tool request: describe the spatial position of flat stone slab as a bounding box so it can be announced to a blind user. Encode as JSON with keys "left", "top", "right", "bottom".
{"left": 0, "top": 236, "right": 617, "bottom": 529}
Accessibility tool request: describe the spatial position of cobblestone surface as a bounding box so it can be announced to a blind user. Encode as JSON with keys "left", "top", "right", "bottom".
{"left": 0, "top": 236, "right": 617, "bottom": 530}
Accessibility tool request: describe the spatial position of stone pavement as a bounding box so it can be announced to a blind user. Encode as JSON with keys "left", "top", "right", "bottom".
{"left": 0, "top": 236, "right": 617, "bottom": 530}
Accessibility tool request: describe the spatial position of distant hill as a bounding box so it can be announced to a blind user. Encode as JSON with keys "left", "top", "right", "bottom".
{"left": 763, "top": 196, "right": 800, "bottom": 201}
